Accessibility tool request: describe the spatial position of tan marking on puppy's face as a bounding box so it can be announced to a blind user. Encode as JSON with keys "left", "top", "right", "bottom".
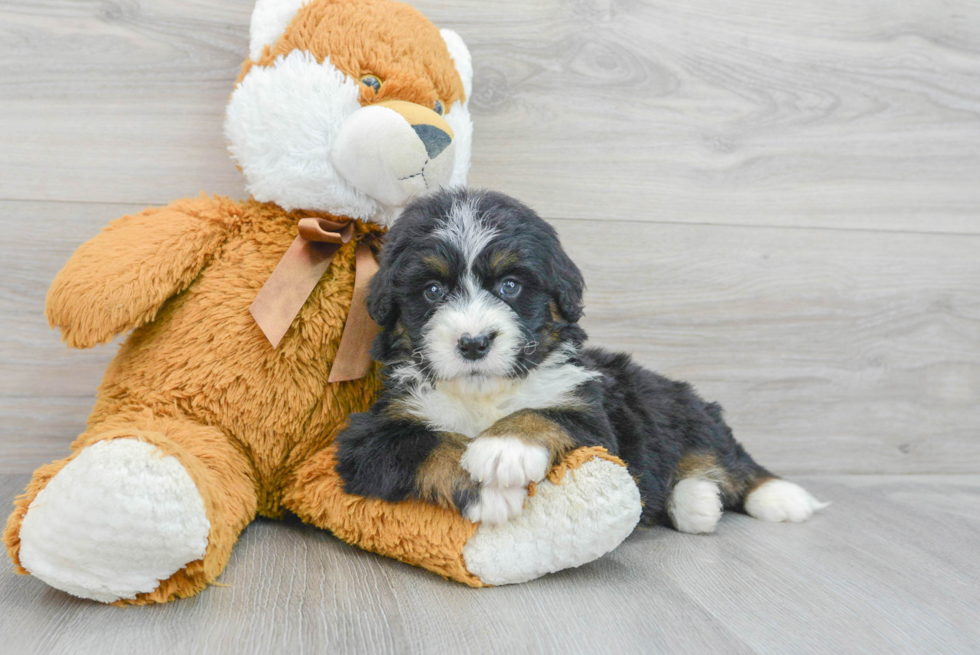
{"left": 416, "top": 433, "right": 474, "bottom": 508}
{"left": 423, "top": 255, "right": 450, "bottom": 278}
{"left": 391, "top": 319, "right": 412, "bottom": 351}
{"left": 479, "top": 409, "right": 575, "bottom": 462}
{"left": 488, "top": 250, "right": 517, "bottom": 277}
{"left": 252, "top": 0, "right": 465, "bottom": 110}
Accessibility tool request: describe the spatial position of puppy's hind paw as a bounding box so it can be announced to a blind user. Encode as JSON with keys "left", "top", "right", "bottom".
{"left": 667, "top": 478, "right": 723, "bottom": 534}
{"left": 745, "top": 479, "right": 829, "bottom": 523}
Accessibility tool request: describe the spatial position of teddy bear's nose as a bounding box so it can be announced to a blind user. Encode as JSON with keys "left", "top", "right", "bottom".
{"left": 413, "top": 124, "right": 452, "bottom": 159}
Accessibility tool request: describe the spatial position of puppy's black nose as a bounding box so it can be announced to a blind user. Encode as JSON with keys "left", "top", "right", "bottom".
{"left": 458, "top": 333, "right": 494, "bottom": 361}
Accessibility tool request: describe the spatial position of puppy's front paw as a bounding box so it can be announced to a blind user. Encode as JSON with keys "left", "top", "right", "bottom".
{"left": 460, "top": 436, "right": 550, "bottom": 488}
{"left": 463, "top": 484, "right": 528, "bottom": 525}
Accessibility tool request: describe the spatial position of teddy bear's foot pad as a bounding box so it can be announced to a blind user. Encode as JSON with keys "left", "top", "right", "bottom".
{"left": 18, "top": 438, "right": 210, "bottom": 602}
{"left": 462, "top": 456, "right": 642, "bottom": 586}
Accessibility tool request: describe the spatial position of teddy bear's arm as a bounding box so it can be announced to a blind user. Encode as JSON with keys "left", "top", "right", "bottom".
{"left": 46, "top": 196, "right": 239, "bottom": 348}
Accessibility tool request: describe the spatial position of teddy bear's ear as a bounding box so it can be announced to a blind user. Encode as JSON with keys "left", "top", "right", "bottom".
{"left": 440, "top": 29, "right": 472, "bottom": 101}
{"left": 249, "top": 0, "right": 309, "bottom": 61}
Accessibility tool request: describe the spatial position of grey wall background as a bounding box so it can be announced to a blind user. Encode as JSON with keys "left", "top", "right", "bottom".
{"left": 1, "top": 0, "right": 978, "bottom": 475}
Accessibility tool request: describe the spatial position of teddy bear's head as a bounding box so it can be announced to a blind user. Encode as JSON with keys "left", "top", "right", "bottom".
{"left": 225, "top": 0, "right": 473, "bottom": 225}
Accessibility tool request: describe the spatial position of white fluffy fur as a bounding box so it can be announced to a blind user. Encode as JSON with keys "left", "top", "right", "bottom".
{"left": 17, "top": 439, "right": 210, "bottom": 603}
{"left": 422, "top": 199, "right": 515, "bottom": 378}
{"left": 462, "top": 436, "right": 551, "bottom": 487}
{"left": 745, "top": 479, "right": 829, "bottom": 523}
{"left": 434, "top": 196, "right": 497, "bottom": 270}
{"left": 667, "top": 478, "right": 723, "bottom": 534}
{"left": 460, "top": 437, "right": 550, "bottom": 524}
{"left": 439, "top": 30, "right": 473, "bottom": 188}
{"left": 395, "top": 346, "right": 600, "bottom": 438}
{"left": 464, "top": 484, "right": 529, "bottom": 524}
{"left": 330, "top": 104, "right": 457, "bottom": 211}
{"left": 421, "top": 279, "right": 521, "bottom": 380}
{"left": 442, "top": 101, "right": 472, "bottom": 188}
{"left": 249, "top": 0, "right": 309, "bottom": 61}
{"left": 226, "top": 50, "right": 383, "bottom": 218}
{"left": 440, "top": 29, "right": 472, "bottom": 99}
{"left": 463, "top": 457, "right": 642, "bottom": 585}
{"left": 229, "top": 10, "right": 474, "bottom": 225}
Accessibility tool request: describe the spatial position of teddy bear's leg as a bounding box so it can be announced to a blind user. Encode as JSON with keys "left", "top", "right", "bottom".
{"left": 4, "top": 414, "right": 258, "bottom": 605}
{"left": 283, "top": 445, "right": 641, "bottom": 586}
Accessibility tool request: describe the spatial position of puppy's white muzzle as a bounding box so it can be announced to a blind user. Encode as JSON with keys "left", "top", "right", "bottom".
{"left": 331, "top": 100, "right": 456, "bottom": 207}
{"left": 424, "top": 287, "right": 522, "bottom": 380}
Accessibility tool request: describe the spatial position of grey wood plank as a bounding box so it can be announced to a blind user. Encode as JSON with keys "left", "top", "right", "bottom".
{"left": 566, "top": 218, "right": 980, "bottom": 476}
{"left": 2, "top": 201, "right": 977, "bottom": 475}
{"left": 2, "top": 474, "right": 979, "bottom": 654}
{"left": 0, "top": 201, "right": 136, "bottom": 473}
{"left": 2, "top": 0, "right": 979, "bottom": 234}
{"left": 0, "top": 201, "right": 137, "bottom": 397}
{"left": 633, "top": 475, "right": 980, "bottom": 654}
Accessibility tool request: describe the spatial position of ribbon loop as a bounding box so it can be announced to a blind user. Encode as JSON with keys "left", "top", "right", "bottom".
{"left": 297, "top": 217, "right": 355, "bottom": 244}
{"left": 249, "top": 216, "right": 381, "bottom": 383}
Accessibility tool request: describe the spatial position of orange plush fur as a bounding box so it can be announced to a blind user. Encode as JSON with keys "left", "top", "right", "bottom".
{"left": 4, "top": 0, "right": 626, "bottom": 604}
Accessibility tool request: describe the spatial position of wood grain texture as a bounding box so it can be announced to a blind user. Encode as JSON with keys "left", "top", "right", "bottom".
{"left": 1, "top": 0, "right": 980, "bottom": 233}
{"left": 2, "top": 1, "right": 979, "bottom": 652}
{"left": 2, "top": 473, "right": 978, "bottom": 654}
{"left": 2, "top": 200, "right": 977, "bottom": 475}
{"left": 567, "top": 217, "right": 980, "bottom": 475}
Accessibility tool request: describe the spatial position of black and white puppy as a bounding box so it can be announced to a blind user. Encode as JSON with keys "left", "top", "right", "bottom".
{"left": 336, "top": 188, "right": 827, "bottom": 530}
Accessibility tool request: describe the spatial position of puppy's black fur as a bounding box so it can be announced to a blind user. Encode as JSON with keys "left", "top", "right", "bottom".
{"left": 336, "top": 188, "right": 783, "bottom": 527}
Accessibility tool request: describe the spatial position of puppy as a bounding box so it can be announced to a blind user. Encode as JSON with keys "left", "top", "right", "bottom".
{"left": 336, "top": 188, "right": 827, "bottom": 530}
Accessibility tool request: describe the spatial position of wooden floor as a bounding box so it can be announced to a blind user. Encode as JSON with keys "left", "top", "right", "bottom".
{"left": 2, "top": 473, "right": 979, "bottom": 654}
{"left": 1, "top": 0, "right": 979, "bottom": 652}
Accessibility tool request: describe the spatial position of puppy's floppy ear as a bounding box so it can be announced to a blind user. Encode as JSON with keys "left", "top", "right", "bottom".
{"left": 367, "top": 246, "right": 401, "bottom": 328}
{"left": 548, "top": 240, "right": 586, "bottom": 324}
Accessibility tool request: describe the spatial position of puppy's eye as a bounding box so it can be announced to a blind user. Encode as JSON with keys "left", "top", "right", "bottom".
{"left": 423, "top": 281, "right": 446, "bottom": 302}
{"left": 498, "top": 278, "right": 522, "bottom": 298}
{"left": 360, "top": 75, "right": 382, "bottom": 93}
{"left": 433, "top": 99, "right": 445, "bottom": 116}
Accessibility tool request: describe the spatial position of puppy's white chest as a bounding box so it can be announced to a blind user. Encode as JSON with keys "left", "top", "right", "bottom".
{"left": 399, "top": 358, "right": 599, "bottom": 438}
{"left": 409, "top": 383, "right": 523, "bottom": 438}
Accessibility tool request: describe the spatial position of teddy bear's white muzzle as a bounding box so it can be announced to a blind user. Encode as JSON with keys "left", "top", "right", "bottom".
{"left": 331, "top": 102, "right": 456, "bottom": 208}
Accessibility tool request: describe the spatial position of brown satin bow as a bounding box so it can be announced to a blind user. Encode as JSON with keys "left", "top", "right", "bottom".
{"left": 249, "top": 216, "right": 380, "bottom": 383}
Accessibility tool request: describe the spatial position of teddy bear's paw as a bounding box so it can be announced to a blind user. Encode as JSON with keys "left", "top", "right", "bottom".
{"left": 463, "top": 484, "right": 528, "bottom": 525}
{"left": 17, "top": 438, "right": 210, "bottom": 603}
{"left": 462, "top": 456, "right": 642, "bottom": 585}
{"left": 460, "top": 436, "right": 550, "bottom": 489}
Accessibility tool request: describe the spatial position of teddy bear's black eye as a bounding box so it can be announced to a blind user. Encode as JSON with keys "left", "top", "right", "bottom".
{"left": 433, "top": 99, "right": 445, "bottom": 116}
{"left": 423, "top": 281, "right": 446, "bottom": 302}
{"left": 360, "top": 75, "right": 381, "bottom": 93}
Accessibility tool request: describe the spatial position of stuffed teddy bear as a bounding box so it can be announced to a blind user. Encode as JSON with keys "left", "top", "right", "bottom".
{"left": 3, "top": 0, "right": 642, "bottom": 605}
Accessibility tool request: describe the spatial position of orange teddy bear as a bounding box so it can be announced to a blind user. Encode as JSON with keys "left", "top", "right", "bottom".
{"left": 3, "top": 0, "right": 642, "bottom": 605}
